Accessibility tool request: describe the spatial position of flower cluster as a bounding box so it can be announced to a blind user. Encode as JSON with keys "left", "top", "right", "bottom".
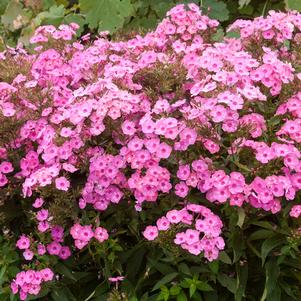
{"left": 10, "top": 269, "right": 54, "bottom": 300}
{"left": 143, "top": 203, "right": 224, "bottom": 261}
{"left": 70, "top": 224, "right": 109, "bottom": 249}
{"left": 0, "top": 3, "right": 301, "bottom": 299}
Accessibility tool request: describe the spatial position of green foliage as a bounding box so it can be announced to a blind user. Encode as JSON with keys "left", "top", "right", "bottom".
{"left": 286, "top": 0, "right": 301, "bottom": 11}
{"left": 0, "top": 0, "right": 298, "bottom": 48}
{"left": 79, "top": 0, "right": 134, "bottom": 31}
{"left": 202, "top": 0, "right": 229, "bottom": 22}
{"left": 0, "top": 235, "right": 20, "bottom": 301}
{"left": 2, "top": 195, "right": 301, "bottom": 300}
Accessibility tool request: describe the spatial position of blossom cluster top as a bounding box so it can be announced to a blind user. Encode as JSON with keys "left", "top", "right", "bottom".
{"left": 1, "top": 3, "right": 301, "bottom": 300}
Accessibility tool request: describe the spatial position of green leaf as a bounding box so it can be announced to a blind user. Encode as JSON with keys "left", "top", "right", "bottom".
{"left": 251, "top": 221, "right": 275, "bottom": 230}
{"left": 152, "top": 272, "right": 178, "bottom": 292}
{"left": 0, "top": 265, "right": 7, "bottom": 283}
{"left": 51, "top": 287, "right": 77, "bottom": 301}
{"left": 212, "top": 28, "right": 224, "bottom": 42}
{"left": 238, "top": 0, "right": 251, "bottom": 8}
{"left": 151, "top": 1, "right": 175, "bottom": 18}
{"left": 42, "top": 0, "right": 56, "bottom": 9}
{"left": 178, "top": 263, "right": 192, "bottom": 276}
{"left": 217, "top": 273, "right": 237, "bottom": 294}
{"left": 126, "top": 246, "right": 146, "bottom": 282}
{"left": 1, "top": 0, "right": 31, "bottom": 31}
{"left": 209, "top": 261, "right": 219, "bottom": 274}
{"left": 237, "top": 208, "right": 246, "bottom": 228}
{"left": 37, "top": 5, "right": 66, "bottom": 26}
{"left": 127, "top": 13, "right": 158, "bottom": 30}
{"left": 18, "top": 24, "right": 35, "bottom": 46}
{"left": 248, "top": 229, "right": 274, "bottom": 241}
{"left": 218, "top": 251, "right": 232, "bottom": 264}
{"left": 177, "top": 292, "right": 188, "bottom": 301}
{"left": 285, "top": 0, "right": 301, "bottom": 11}
{"left": 232, "top": 230, "right": 245, "bottom": 262}
{"left": 196, "top": 281, "right": 213, "bottom": 292}
{"left": 260, "top": 260, "right": 281, "bottom": 301}
{"left": 148, "top": 257, "right": 176, "bottom": 275}
{"left": 238, "top": 5, "right": 254, "bottom": 15}
{"left": 261, "top": 236, "right": 286, "bottom": 266}
{"left": 235, "top": 264, "right": 248, "bottom": 301}
{"left": 55, "top": 264, "right": 77, "bottom": 281}
{"left": 170, "top": 285, "right": 181, "bottom": 296}
{"left": 202, "top": 0, "right": 230, "bottom": 21}
{"left": 189, "top": 283, "right": 197, "bottom": 297}
{"left": 79, "top": 0, "right": 135, "bottom": 32}
{"left": 157, "top": 285, "right": 169, "bottom": 301}
{"left": 0, "top": 0, "right": 9, "bottom": 15}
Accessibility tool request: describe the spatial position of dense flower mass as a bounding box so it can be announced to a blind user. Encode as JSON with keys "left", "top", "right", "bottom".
{"left": 1, "top": 3, "right": 301, "bottom": 299}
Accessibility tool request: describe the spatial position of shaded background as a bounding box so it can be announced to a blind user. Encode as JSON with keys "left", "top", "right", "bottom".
{"left": 0, "top": 0, "right": 300, "bottom": 48}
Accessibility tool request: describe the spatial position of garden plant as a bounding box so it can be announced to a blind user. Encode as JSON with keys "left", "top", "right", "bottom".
{"left": 1, "top": 2, "right": 301, "bottom": 301}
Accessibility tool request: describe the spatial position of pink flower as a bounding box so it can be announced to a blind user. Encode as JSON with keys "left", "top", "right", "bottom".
{"left": 109, "top": 276, "right": 125, "bottom": 282}
{"left": 143, "top": 226, "right": 158, "bottom": 240}
{"left": 0, "top": 173, "right": 8, "bottom": 187}
{"left": 37, "top": 244, "right": 46, "bottom": 255}
{"left": 94, "top": 227, "right": 109, "bottom": 242}
{"left": 55, "top": 176, "right": 70, "bottom": 191}
{"left": 51, "top": 225, "right": 64, "bottom": 242}
{"left": 121, "top": 120, "right": 136, "bottom": 136}
{"left": 177, "top": 165, "right": 190, "bottom": 181}
{"left": 23, "top": 249, "right": 34, "bottom": 260}
{"left": 156, "top": 217, "right": 170, "bottom": 231}
{"left": 47, "top": 241, "right": 62, "bottom": 255}
{"left": 156, "top": 142, "right": 172, "bottom": 159}
{"left": 38, "top": 221, "right": 50, "bottom": 232}
{"left": 74, "top": 239, "right": 89, "bottom": 249}
{"left": 175, "top": 182, "right": 189, "bottom": 198}
{"left": 187, "top": 242, "right": 202, "bottom": 255}
{"left": 290, "top": 205, "right": 301, "bottom": 218}
{"left": 40, "top": 268, "right": 54, "bottom": 281}
{"left": 60, "top": 127, "right": 73, "bottom": 137}
{"left": 59, "top": 246, "right": 71, "bottom": 260}
{"left": 174, "top": 232, "right": 186, "bottom": 245}
{"left": 16, "top": 235, "right": 30, "bottom": 250}
{"left": 36, "top": 209, "right": 49, "bottom": 221}
{"left": 184, "top": 229, "right": 200, "bottom": 245}
{"left": 0, "top": 161, "right": 13, "bottom": 173}
{"left": 166, "top": 210, "right": 182, "bottom": 224}
{"left": 32, "top": 198, "right": 44, "bottom": 208}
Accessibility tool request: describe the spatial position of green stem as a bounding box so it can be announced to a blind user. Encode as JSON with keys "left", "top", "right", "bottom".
{"left": 262, "top": 0, "right": 270, "bottom": 16}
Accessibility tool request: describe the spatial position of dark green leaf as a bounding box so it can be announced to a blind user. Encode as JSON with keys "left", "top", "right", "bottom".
{"left": 148, "top": 257, "right": 176, "bottom": 275}
{"left": 152, "top": 272, "right": 178, "bottom": 291}
{"left": 217, "top": 273, "right": 237, "bottom": 294}
{"left": 248, "top": 229, "right": 274, "bottom": 241}
{"left": 235, "top": 263, "right": 248, "bottom": 301}
{"left": 261, "top": 236, "right": 286, "bottom": 265}
{"left": 196, "top": 281, "right": 213, "bottom": 292}
{"left": 218, "top": 251, "right": 232, "bottom": 264}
